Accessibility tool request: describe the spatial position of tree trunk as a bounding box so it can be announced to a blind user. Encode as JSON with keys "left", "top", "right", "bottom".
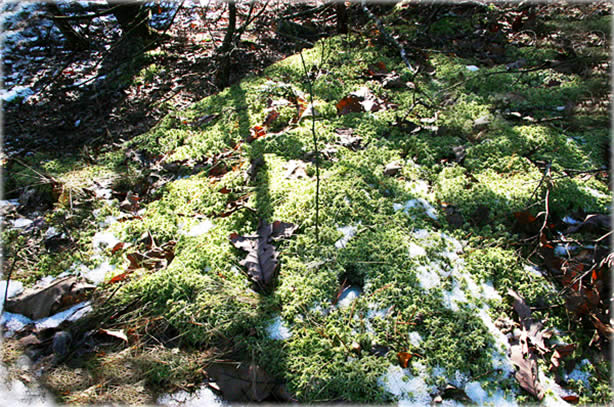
{"left": 48, "top": 3, "right": 89, "bottom": 51}
{"left": 335, "top": 3, "right": 348, "bottom": 34}
{"left": 110, "top": 3, "right": 153, "bottom": 39}
{"left": 216, "top": 0, "right": 237, "bottom": 89}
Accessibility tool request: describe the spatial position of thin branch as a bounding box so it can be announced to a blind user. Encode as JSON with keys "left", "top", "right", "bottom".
{"left": 299, "top": 50, "right": 320, "bottom": 243}
{"left": 50, "top": 5, "right": 123, "bottom": 20}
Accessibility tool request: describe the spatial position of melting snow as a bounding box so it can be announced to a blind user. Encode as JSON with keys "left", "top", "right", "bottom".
{"left": 466, "top": 65, "right": 479, "bottom": 71}
{"left": 266, "top": 315, "right": 292, "bottom": 340}
{"left": 413, "top": 229, "right": 431, "bottom": 240}
{"left": 562, "top": 216, "right": 581, "bottom": 225}
{"left": 185, "top": 220, "right": 214, "bottom": 237}
{"left": 408, "top": 331, "right": 422, "bottom": 347}
{"left": 0, "top": 86, "right": 33, "bottom": 103}
{"left": 0, "top": 199, "right": 20, "bottom": 207}
{"left": 378, "top": 364, "right": 432, "bottom": 405}
{"left": 0, "top": 280, "right": 24, "bottom": 313}
{"left": 554, "top": 244, "right": 577, "bottom": 257}
{"left": 409, "top": 242, "right": 426, "bottom": 257}
{"left": 566, "top": 359, "right": 591, "bottom": 389}
{"left": 394, "top": 199, "right": 438, "bottom": 220}
{"left": 415, "top": 265, "right": 441, "bottom": 290}
{"left": 337, "top": 286, "right": 361, "bottom": 308}
{"left": 441, "top": 282, "right": 467, "bottom": 311}
{"left": 157, "top": 384, "right": 225, "bottom": 406}
{"left": 1, "top": 302, "right": 91, "bottom": 336}
{"left": 78, "top": 261, "right": 115, "bottom": 285}
{"left": 92, "top": 231, "right": 120, "bottom": 251}
{"left": 335, "top": 225, "right": 358, "bottom": 249}
{"left": 10, "top": 218, "right": 33, "bottom": 228}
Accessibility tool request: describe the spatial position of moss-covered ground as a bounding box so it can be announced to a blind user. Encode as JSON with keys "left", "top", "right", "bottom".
{"left": 2, "top": 2, "right": 611, "bottom": 405}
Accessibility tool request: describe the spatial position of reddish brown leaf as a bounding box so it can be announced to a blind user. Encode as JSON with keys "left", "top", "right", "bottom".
{"left": 111, "top": 242, "right": 126, "bottom": 254}
{"left": 590, "top": 314, "right": 614, "bottom": 336}
{"left": 209, "top": 163, "right": 229, "bottom": 177}
{"left": 397, "top": 352, "right": 412, "bottom": 368}
{"left": 514, "top": 211, "right": 537, "bottom": 224}
{"left": 336, "top": 95, "right": 363, "bottom": 115}
{"left": 219, "top": 186, "right": 232, "bottom": 194}
{"left": 247, "top": 125, "right": 266, "bottom": 142}
{"left": 550, "top": 343, "right": 575, "bottom": 370}
{"left": 109, "top": 272, "right": 130, "bottom": 284}
{"left": 262, "top": 110, "right": 280, "bottom": 127}
{"left": 126, "top": 252, "right": 144, "bottom": 270}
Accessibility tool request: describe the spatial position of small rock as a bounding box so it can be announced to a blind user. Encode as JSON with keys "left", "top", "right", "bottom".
{"left": 473, "top": 116, "right": 490, "bottom": 130}
{"left": 383, "top": 162, "right": 402, "bottom": 176}
{"left": 452, "top": 145, "right": 466, "bottom": 163}
{"left": 52, "top": 331, "right": 72, "bottom": 357}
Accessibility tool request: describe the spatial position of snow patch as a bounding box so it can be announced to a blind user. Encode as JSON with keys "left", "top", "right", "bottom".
{"left": 337, "top": 286, "right": 361, "bottom": 308}
{"left": 466, "top": 65, "right": 479, "bottom": 72}
{"left": 566, "top": 359, "right": 591, "bottom": 389}
{"left": 92, "top": 231, "right": 120, "bottom": 251}
{"left": 409, "top": 242, "right": 426, "bottom": 257}
{"left": 394, "top": 198, "right": 438, "bottom": 220}
{"left": 10, "top": 218, "right": 33, "bottom": 228}
{"left": 441, "top": 282, "right": 467, "bottom": 312}
{"left": 157, "top": 384, "right": 225, "bottom": 406}
{"left": 1, "top": 302, "right": 91, "bottom": 336}
{"left": 266, "top": 315, "right": 292, "bottom": 340}
{"left": 185, "top": 219, "right": 214, "bottom": 237}
{"left": 78, "top": 262, "right": 115, "bottom": 284}
{"left": 408, "top": 331, "right": 422, "bottom": 347}
{"left": 335, "top": 225, "right": 358, "bottom": 249}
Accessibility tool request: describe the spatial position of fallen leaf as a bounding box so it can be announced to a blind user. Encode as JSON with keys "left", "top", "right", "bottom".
{"left": 508, "top": 289, "right": 550, "bottom": 354}
{"left": 262, "top": 110, "right": 280, "bottom": 127}
{"left": 336, "top": 95, "right": 363, "bottom": 115}
{"left": 550, "top": 343, "right": 575, "bottom": 370}
{"left": 284, "top": 160, "right": 308, "bottom": 179}
{"left": 514, "top": 211, "right": 537, "bottom": 224}
{"left": 109, "top": 272, "right": 130, "bottom": 284}
{"left": 247, "top": 126, "right": 266, "bottom": 142}
{"left": 397, "top": 351, "right": 412, "bottom": 368}
{"left": 229, "top": 220, "right": 297, "bottom": 288}
{"left": 590, "top": 314, "right": 614, "bottom": 337}
{"left": 4, "top": 276, "right": 95, "bottom": 320}
{"left": 335, "top": 128, "right": 362, "bottom": 150}
{"left": 206, "top": 362, "right": 277, "bottom": 402}
{"left": 510, "top": 342, "right": 544, "bottom": 399}
{"left": 98, "top": 328, "right": 128, "bottom": 343}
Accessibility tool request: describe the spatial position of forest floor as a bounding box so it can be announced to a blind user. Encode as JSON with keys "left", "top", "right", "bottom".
{"left": 1, "top": 1, "right": 612, "bottom": 406}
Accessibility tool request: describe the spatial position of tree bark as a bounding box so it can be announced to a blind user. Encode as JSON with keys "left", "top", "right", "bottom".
{"left": 48, "top": 3, "right": 89, "bottom": 51}
{"left": 216, "top": 0, "right": 237, "bottom": 89}
{"left": 335, "top": 3, "right": 348, "bottom": 34}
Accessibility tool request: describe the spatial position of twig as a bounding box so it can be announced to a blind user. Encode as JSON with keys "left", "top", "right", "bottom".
{"left": 360, "top": 0, "right": 416, "bottom": 74}
{"left": 299, "top": 50, "right": 320, "bottom": 243}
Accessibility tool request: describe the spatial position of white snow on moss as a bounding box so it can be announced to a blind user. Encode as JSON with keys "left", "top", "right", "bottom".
{"left": 408, "top": 331, "right": 423, "bottom": 347}
{"left": 1, "top": 301, "right": 91, "bottom": 337}
{"left": 92, "top": 231, "right": 120, "bottom": 251}
{"left": 77, "top": 261, "right": 115, "bottom": 284}
{"left": 566, "top": 359, "right": 591, "bottom": 389}
{"left": 335, "top": 225, "right": 358, "bottom": 249}
{"left": 185, "top": 219, "right": 214, "bottom": 237}
{"left": 10, "top": 218, "right": 33, "bottom": 228}
{"left": 337, "top": 286, "right": 361, "bottom": 308}
{"left": 266, "top": 315, "right": 292, "bottom": 340}
{"left": 409, "top": 242, "right": 426, "bottom": 257}
{"left": 157, "top": 384, "right": 225, "bottom": 406}
{"left": 378, "top": 364, "right": 432, "bottom": 404}
{"left": 394, "top": 198, "right": 438, "bottom": 220}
